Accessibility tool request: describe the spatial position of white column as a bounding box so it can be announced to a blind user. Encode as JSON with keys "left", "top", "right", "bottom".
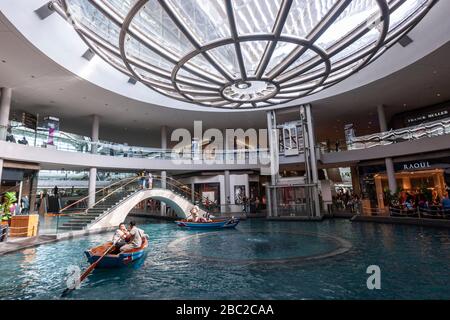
{"left": 0, "top": 88, "right": 12, "bottom": 140}
{"left": 377, "top": 104, "right": 388, "bottom": 132}
{"left": 160, "top": 125, "right": 167, "bottom": 215}
{"left": 377, "top": 105, "right": 397, "bottom": 193}
{"left": 224, "top": 170, "right": 230, "bottom": 212}
{"left": 224, "top": 170, "right": 230, "bottom": 203}
{"left": 385, "top": 157, "right": 397, "bottom": 193}
{"left": 88, "top": 167, "right": 97, "bottom": 208}
{"left": 0, "top": 89, "right": 12, "bottom": 191}
{"left": 91, "top": 114, "right": 100, "bottom": 154}
{"left": 266, "top": 110, "right": 279, "bottom": 217}
{"left": 88, "top": 115, "right": 99, "bottom": 208}
{"left": 304, "top": 104, "right": 321, "bottom": 217}
{"left": 266, "top": 110, "right": 278, "bottom": 185}
{"left": 0, "top": 159, "right": 3, "bottom": 184}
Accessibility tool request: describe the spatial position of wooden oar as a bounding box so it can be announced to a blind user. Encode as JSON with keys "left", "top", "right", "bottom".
{"left": 61, "top": 241, "right": 117, "bottom": 297}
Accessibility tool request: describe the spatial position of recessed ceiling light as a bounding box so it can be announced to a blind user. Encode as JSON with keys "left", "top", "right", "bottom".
{"left": 35, "top": 2, "right": 55, "bottom": 20}
{"left": 82, "top": 48, "right": 95, "bottom": 61}
{"left": 403, "top": 103, "right": 407, "bottom": 107}
{"left": 436, "top": 93, "right": 441, "bottom": 97}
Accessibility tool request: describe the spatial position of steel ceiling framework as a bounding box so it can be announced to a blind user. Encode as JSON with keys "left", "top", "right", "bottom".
{"left": 52, "top": 0, "right": 437, "bottom": 109}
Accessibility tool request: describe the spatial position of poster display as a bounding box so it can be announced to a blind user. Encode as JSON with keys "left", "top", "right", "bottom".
{"left": 234, "top": 185, "right": 246, "bottom": 204}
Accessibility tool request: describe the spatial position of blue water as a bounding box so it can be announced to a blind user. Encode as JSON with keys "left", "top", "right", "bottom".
{"left": 0, "top": 219, "right": 449, "bottom": 300}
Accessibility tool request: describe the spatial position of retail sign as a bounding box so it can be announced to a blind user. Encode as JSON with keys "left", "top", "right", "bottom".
{"left": 405, "top": 109, "right": 449, "bottom": 125}
{"left": 43, "top": 116, "right": 60, "bottom": 146}
{"left": 344, "top": 124, "right": 355, "bottom": 145}
{"left": 401, "top": 161, "right": 431, "bottom": 171}
{"left": 21, "top": 112, "right": 37, "bottom": 130}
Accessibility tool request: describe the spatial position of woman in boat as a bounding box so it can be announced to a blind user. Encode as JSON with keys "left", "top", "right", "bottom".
{"left": 112, "top": 222, "right": 129, "bottom": 249}
{"left": 188, "top": 205, "right": 199, "bottom": 222}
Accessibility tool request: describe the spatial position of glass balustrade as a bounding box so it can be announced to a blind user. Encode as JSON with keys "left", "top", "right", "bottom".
{"left": 347, "top": 118, "right": 450, "bottom": 150}
{"left": 7, "top": 122, "right": 267, "bottom": 162}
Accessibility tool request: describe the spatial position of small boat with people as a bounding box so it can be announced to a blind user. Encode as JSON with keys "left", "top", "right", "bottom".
{"left": 84, "top": 221, "right": 149, "bottom": 268}
{"left": 85, "top": 237, "right": 148, "bottom": 268}
{"left": 62, "top": 221, "right": 149, "bottom": 297}
{"left": 175, "top": 218, "right": 240, "bottom": 229}
{"left": 175, "top": 205, "right": 240, "bottom": 230}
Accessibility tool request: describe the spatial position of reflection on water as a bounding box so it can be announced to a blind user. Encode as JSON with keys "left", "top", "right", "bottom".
{"left": 0, "top": 219, "right": 449, "bottom": 300}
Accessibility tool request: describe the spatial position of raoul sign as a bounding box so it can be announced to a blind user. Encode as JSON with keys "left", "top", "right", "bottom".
{"left": 402, "top": 161, "right": 431, "bottom": 171}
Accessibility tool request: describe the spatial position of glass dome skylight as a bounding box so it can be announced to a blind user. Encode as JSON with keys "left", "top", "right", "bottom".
{"left": 54, "top": 0, "right": 437, "bottom": 109}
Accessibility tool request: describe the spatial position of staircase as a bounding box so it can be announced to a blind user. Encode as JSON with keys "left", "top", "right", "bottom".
{"left": 55, "top": 175, "right": 215, "bottom": 233}
{"left": 57, "top": 190, "right": 136, "bottom": 231}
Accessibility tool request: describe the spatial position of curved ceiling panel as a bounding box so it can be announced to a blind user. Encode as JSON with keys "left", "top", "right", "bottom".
{"left": 56, "top": 0, "right": 437, "bottom": 109}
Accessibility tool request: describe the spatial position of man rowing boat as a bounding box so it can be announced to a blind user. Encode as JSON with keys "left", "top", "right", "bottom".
{"left": 119, "top": 221, "right": 148, "bottom": 252}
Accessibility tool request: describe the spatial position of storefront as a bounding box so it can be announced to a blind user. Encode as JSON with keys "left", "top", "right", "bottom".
{"left": 390, "top": 100, "right": 450, "bottom": 129}
{"left": 358, "top": 156, "right": 450, "bottom": 210}
{"left": 1, "top": 161, "right": 39, "bottom": 217}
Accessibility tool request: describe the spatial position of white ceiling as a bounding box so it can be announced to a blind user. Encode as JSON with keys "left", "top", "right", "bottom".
{"left": 0, "top": 5, "right": 449, "bottom": 147}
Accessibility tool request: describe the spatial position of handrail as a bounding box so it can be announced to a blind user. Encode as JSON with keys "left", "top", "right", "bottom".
{"left": 9, "top": 121, "right": 268, "bottom": 161}
{"left": 348, "top": 117, "right": 450, "bottom": 149}
{"left": 82, "top": 176, "right": 141, "bottom": 214}
{"left": 86, "top": 176, "right": 216, "bottom": 228}
{"left": 162, "top": 175, "right": 218, "bottom": 211}
{"left": 59, "top": 176, "right": 136, "bottom": 213}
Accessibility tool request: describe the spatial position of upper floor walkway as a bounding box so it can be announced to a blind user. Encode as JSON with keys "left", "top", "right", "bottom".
{"left": 2, "top": 117, "right": 450, "bottom": 171}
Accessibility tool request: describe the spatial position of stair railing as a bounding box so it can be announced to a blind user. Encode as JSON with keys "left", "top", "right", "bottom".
{"left": 59, "top": 176, "right": 138, "bottom": 214}
{"left": 83, "top": 176, "right": 141, "bottom": 214}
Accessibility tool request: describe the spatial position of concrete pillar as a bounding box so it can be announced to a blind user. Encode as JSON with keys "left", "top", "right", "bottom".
{"left": 0, "top": 88, "right": 12, "bottom": 140}
{"left": 160, "top": 170, "right": 167, "bottom": 216}
{"left": 377, "top": 104, "right": 388, "bottom": 132}
{"left": 88, "top": 167, "right": 97, "bottom": 208}
{"left": 91, "top": 114, "right": 100, "bottom": 154}
{"left": 304, "top": 104, "right": 321, "bottom": 217}
{"left": 377, "top": 105, "right": 397, "bottom": 194}
{"left": 350, "top": 166, "right": 361, "bottom": 196}
{"left": 88, "top": 115, "right": 99, "bottom": 208}
{"left": 266, "top": 110, "right": 278, "bottom": 185}
{"left": 224, "top": 170, "right": 230, "bottom": 212}
{"left": 160, "top": 125, "right": 168, "bottom": 215}
{"left": 266, "top": 110, "right": 279, "bottom": 217}
{"left": 385, "top": 157, "right": 397, "bottom": 194}
{"left": 0, "top": 159, "right": 3, "bottom": 185}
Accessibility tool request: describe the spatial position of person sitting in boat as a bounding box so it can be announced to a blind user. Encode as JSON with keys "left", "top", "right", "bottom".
{"left": 120, "top": 221, "right": 145, "bottom": 252}
{"left": 187, "top": 205, "right": 199, "bottom": 222}
{"left": 112, "top": 222, "right": 129, "bottom": 249}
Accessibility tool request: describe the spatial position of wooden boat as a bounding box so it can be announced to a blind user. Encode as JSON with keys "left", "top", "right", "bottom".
{"left": 175, "top": 218, "right": 240, "bottom": 229}
{"left": 84, "top": 237, "right": 148, "bottom": 268}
